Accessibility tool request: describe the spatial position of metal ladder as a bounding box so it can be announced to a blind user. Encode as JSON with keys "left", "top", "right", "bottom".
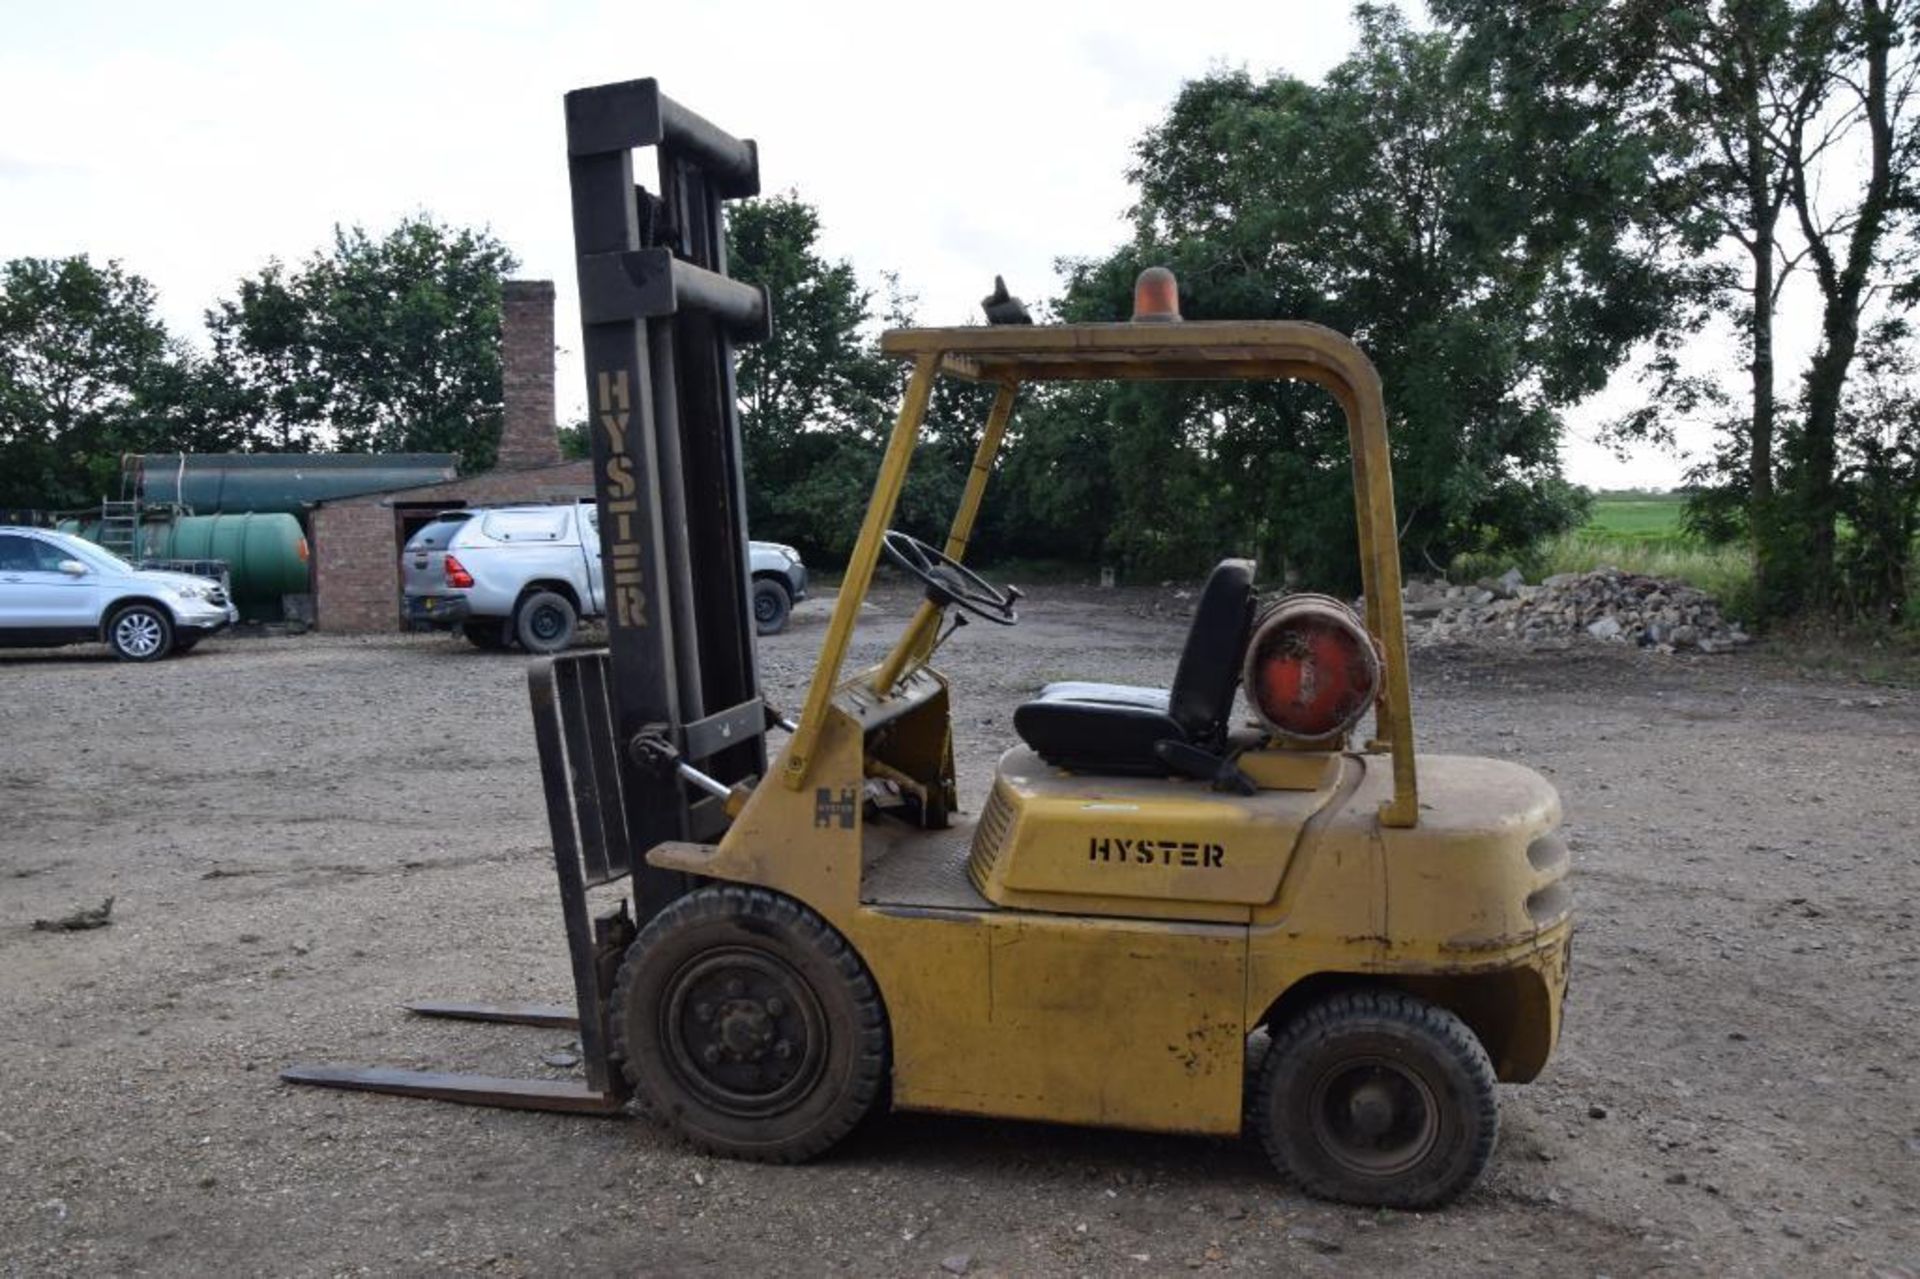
{"left": 98, "top": 499, "right": 141, "bottom": 559}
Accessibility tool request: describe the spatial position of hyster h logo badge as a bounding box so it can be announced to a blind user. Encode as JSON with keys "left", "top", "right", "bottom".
{"left": 595, "top": 369, "right": 647, "bottom": 629}
{"left": 1088, "top": 837, "right": 1225, "bottom": 868}
{"left": 814, "top": 787, "right": 858, "bottom": 830}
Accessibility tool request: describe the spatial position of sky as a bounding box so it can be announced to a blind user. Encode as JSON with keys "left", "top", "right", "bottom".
{"left": 1, "top": 0, "right": 1813, "bottom": 490}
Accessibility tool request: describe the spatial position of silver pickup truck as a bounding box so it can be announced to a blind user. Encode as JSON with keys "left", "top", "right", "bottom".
{"left": 402, "top": 503, "right": 807, "bottom": 653}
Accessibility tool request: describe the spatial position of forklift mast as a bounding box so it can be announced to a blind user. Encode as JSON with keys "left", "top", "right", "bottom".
{"left": 562, "top": 79, "right": 773, "bottom": 918}
{"left": 282, "top": 83, "right": 780, "bottom": 1115}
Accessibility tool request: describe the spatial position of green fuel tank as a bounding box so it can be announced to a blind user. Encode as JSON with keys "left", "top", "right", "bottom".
{"left": 126, "top": 453, "right": 456, "bottom": 515}
{"left": 61, "top": 512, "right": 310, "bottom": 617}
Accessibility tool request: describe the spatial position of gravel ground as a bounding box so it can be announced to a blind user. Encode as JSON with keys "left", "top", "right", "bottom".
{"left": 2, "top": 581, "right": 1917, "bottom": 1277}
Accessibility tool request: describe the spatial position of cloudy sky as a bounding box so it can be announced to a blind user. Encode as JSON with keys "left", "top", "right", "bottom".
{"left": 5, "top": 0, "right": 1792, "bottom": 488}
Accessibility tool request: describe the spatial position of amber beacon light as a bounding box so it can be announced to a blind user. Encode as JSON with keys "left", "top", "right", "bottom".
{"left": 1131, "top": 266, "right": 1182, "bottom": 322}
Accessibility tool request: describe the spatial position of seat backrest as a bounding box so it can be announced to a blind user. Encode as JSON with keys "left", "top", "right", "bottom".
{"left": 1168, "top": 558, "right": 1256, "bottom": 743}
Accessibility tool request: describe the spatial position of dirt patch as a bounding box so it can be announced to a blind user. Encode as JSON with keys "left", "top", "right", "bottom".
{"left": 1, "top": 582, "right": 1916, "bottom": 1276}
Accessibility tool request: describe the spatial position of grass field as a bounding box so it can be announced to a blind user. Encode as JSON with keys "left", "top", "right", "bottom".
{"left": 1561, "top": 491, "right": 1753, "bottom": 614}
{"left": 1584, "top": 492, "right": 1689, "bottom": 544}
{"left": 1451, "top": 490, "right": 1758, "bottom": 617}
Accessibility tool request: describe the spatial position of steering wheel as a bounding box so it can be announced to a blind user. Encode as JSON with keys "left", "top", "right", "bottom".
{"left": 881, "top": 530, "right": 1020, "bottom": 626}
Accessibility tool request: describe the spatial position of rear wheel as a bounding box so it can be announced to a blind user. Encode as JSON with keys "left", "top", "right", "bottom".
{"left": 752, "top": 578, "right": 792, "bottom": 636}
{"left": 461, "top": 620, "right": 510, "bottom": 651}
{"left": 514, "top": 590, "right": 576, "bottom": 654}
{"left": 1252, "top": 989, "right": 1498, "bottom": 1208}
{"left": 609, "top": 885, "right": 888, "bottom": 1162}
{"left": 106, "top": 603, "right": 173, "bottom": 662}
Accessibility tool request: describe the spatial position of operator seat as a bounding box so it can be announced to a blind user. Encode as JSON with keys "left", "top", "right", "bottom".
{"left": 1012, "top": 559, "right": 1255, "bottom": 775}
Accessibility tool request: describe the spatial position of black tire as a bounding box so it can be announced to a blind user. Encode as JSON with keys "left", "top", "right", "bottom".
{"left": 514, "top": 590, "right": 577, "bottom": 654}
{"left": 1252, "top": 989, "right": 1498, "bottom": 1208}
{"left": 105, "top": 603, "right": 174, "bottom": 662}
{"left": 461, "top": 620, "right": 510, "bottom": 651}
{"left": 609, "top": 885, "right": 888, "bottom": 1163}
{"left": 752, "top": 578, "right": 792, "bottom": 636}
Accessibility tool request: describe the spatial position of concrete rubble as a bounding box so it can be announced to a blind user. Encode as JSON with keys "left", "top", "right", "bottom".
{"left": 1391, "top": 565, "right": 1752, "bottom": 653}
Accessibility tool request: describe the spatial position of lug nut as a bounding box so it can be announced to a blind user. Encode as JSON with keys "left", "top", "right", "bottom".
{"left": 702, "top": 1044, "right": 723, "bottom": 1066}
{"left": 773, "top": 1040, "right": 793, "bottom": 1060}
{"left": 725, "top": 978, "right": 745, "bottom": 997}
{"left": 694, "top": 1002, "right": 714, "bottom": 1023}
{"left": 766, "top": 997, "right": 785, "bottom": 1017}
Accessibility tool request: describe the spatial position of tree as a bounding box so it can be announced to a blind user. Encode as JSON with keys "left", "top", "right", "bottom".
{"left": 557, "top": 419, "right": 591, "bottom": 460}
{"left": 1053, "top": 6, "right": 1669, "bottom": 586}
{"left": 200, "top": 261, "right": 327, "bottom": 452}
{"left": 203, "top": 215, "right": 519, "bottom": 469}
{"left": 1832, "top": 319, "right": 1920, "bottom": 619}
{"left": 0, "top": 256, "right": 184, "bottom": 509}
{"left": 1780, "top": 0, "right": 1920, "bottom": 610}
{"left": 1444, "top": 0, "right": 1920, "bottom": 618}
{"left": 1441, "top": 0, "right": 1809, "bottom": 585}
{"left": 727, "top": 195, "right": 901, "bottom": 558}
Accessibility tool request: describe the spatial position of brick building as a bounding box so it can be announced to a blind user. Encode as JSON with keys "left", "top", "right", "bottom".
{"left": 309, "top": 280, "right": 594, "bottom": 632}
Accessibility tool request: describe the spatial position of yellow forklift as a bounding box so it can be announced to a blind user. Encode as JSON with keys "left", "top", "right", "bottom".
{"left": 287, "top": 80, "right": 1571, "bottom": 1209}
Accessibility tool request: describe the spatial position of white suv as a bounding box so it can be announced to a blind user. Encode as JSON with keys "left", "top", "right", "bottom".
{"left": 0, "top": 527, "right": 238, "bottom": 661}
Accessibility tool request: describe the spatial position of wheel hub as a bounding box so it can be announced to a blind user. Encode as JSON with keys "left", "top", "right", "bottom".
{"left": 1310, "top": 1057, "right": 1440, "bottom": 1177}
{"left": 1346, "top": 1080, "right": 1398, "bottom": 1138}
{"left": 664, "top": 949, "right": 825, "bottom": 1116}
{"left": 116, "top": 613, "right": 162, "bottom": 657}
{"left": 714, "top": 998, "right": 778, "bottom": 1058}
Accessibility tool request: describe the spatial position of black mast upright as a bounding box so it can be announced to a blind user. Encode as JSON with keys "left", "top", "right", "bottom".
{"left": 563, "top": 79, "right": 772, "bottom": 921}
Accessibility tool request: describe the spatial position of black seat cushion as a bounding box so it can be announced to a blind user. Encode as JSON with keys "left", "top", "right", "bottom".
{"left": 1028, "top": 681, "right": 1170, "bottom": 711}
{"left": 1012, "top": 560, "right": 1255, "bottom": 774}
{"left": 1011, "top": 685, "right": 1183, "bottom": 776}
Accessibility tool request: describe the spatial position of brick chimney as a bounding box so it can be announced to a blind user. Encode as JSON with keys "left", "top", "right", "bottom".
{"left": 497, "top": 279, "right": 561, "bottom": 471}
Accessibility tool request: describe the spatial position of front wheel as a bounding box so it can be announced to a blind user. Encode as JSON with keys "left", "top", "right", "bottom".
{"left": 1252, "top": 989, "right": 1498, "bottom": 1208}
{"left": 514, "top": 590, "right": 577, "bottom": 654}
{"left": 106, "top": 603, "right": 174, "bottom": 662}
{"left": 609, "top": 886, "right": 888, "bottom": 1162}
{"left": 752, "top": 578, "right": 792, "bottom": 636}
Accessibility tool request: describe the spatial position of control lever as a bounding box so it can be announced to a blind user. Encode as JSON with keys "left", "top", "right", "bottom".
{"left": 927, "top": 610, "right": 970, "bottom": 661}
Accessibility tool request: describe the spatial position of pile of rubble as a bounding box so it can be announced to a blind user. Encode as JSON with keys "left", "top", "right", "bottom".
{"left": 1398, "top": 565, "right": 1752, "bottom": 653}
